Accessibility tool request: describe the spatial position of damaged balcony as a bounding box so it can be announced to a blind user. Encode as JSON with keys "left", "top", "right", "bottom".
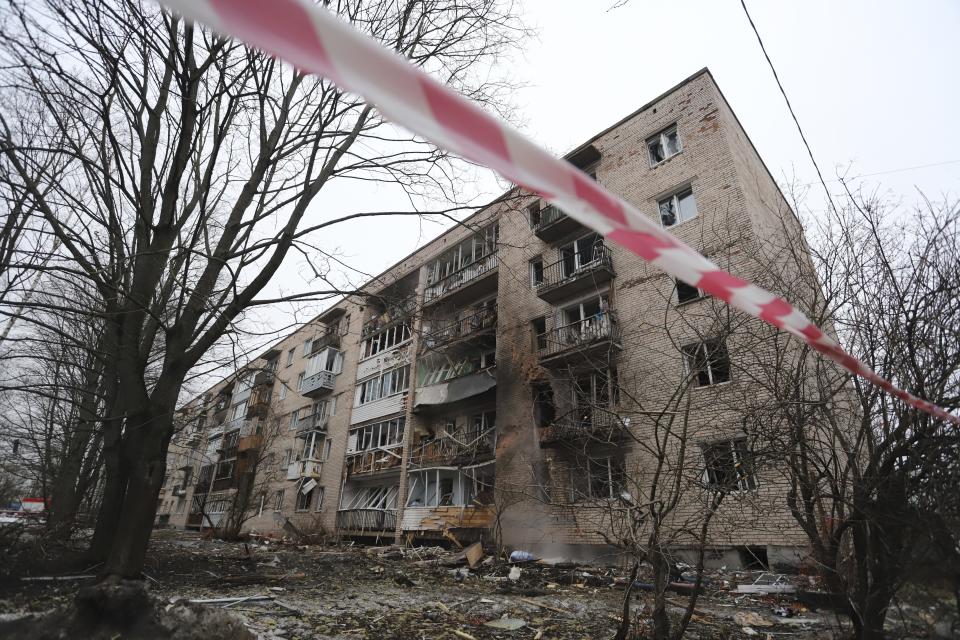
{"left": 346, "top": 417, "right": 404, "bottom": 476}
{"left": 409, "top": 426, "right": 496, "bottom": 468}
{"left": 285, "top": 459, "right": 322, "bottom": 481}
{"left": 539, "top": 408, "right": 628, "bottom": 446}
{"left": 423, "top": 250, "right": 498, "bottom": 306}
{"left": 422, "top": 304, "right": 497, "bottom": 353}
{"left": 345, "top": 446, "right": 403, "bottom": 476}
{"left": 246, "top": 370, "right": 276, "bottom": 419}
{"left": 338, "top": 483, "right": 399, "bottom": 536}
{"left": 535, "top": 244, "right": 614, "bottom": 304}
{"left": 538, "top": 312, "right": 621, "bottom": 366}
{"left": 414, "top": 349, "right": 496, "bottom": 411}
{"left": 531, "top": 204, "right": 585, "bottom": 242}
{"left": 296, "top": 411, "right": 328, "bottom": 438}
{"left": 402, "top": 464, "right": 495, "bottom": 539}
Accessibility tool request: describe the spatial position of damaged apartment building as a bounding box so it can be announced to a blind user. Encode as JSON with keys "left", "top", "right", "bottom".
{"left": 156, "top": 69, "right": 817, "bottom": 568}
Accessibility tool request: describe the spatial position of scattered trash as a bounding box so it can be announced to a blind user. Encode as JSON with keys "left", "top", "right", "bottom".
{"left": 733, "top": 611, "right": 775, "bottom": 628}
{"left": 484, "top": 617, "right": 527, "bottom": 630}
{"left": 772, "top": 605, "right": 796, "bottom": 617}
{"left": 735, "top": 572, "right": 796, "bottom": 594}
{"left": 509, "top": 550, "right": 536, "bottom": 563}
{"left": 508, "top": 566, "right": 522, "bottom": 581}
{"left": 452, "top": 630, "right": 477, "bottom": 640}
{"left": 464, "top": 542, "right": 484, "bottom": 568}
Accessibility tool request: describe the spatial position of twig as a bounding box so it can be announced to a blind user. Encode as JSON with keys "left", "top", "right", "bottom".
{"left": 452, "top": 631, "right": 477, "bottom": 640}
{"left": 518, "top": 597, "right": 569, "bottom": 615}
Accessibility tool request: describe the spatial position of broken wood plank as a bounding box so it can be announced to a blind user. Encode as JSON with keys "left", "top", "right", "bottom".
{"left": 518, "top": 597, "right": 569, "bottom": 615}
{"left": 188, "top": 595, "right": 274, "bottom": 605}
{"left": 21, "top": 575, "right": 96, "bottom": 582}
{"left": 452, "top": 630, "right": 477, "bottom": 640}
{"left": 465, "top": 542, "right": 484, "bottom": 568}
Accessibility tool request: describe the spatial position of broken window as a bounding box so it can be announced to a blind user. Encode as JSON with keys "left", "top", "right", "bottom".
{"left": 569, "top": 455, "right": 625, "bottom": 501}
{"left": 314, "top": 487, "right": 325, "bottom": 511}
{"left": 676, "top": 279, "right": 704, "bottom": 304}
{"left": 286, "top": 348, "right": 295, "bottom": 367}
{"left": 531, "top": 317, "right": 547, "bottom": 352}
{"left": 658, "top": 187, "right": 697, "bottom": 227}
{"left": 703, "top": 439, "right": 757, "bottom": 491}
{"left": 296, "top": 486, "right": 314, "bottom": 512}
{"left": 362, "top": 321, "right": 411, "bottom": 358}
{"left": 533, "top": 383, "right": 556, "bottom": 428}
{"left": 356, "top": 365, "right": 410, "bottom": 405}
{"left": 289, "top": 409, "right": 299, "bottom": 430}
{"left": 559, "top": 232, "right": 603, "bottom": 278}
{"left": 647, "top": 124, "right": 681, "bottom": 165}
{"left": 530, "top": 257, "right": 544, "bottom": 288}
{"left": 273, "top": 489, "right": 284, "bottom": 511}
{"left": 527, "top": 202, "right": 542, "bottom": 228}
{"left": 682, "top": 339, "right": 731, "bottom": 386}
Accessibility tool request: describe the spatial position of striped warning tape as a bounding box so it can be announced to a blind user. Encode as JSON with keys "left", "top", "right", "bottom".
{"left": 158, "top": 0, "right": 958, "bottom": 425}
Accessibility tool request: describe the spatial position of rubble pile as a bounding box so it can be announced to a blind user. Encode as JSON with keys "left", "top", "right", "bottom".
{"left": 1, "top": 529, "right": 958, "bottom": 638}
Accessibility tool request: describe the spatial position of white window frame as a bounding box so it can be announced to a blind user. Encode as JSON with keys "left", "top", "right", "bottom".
{"left": 703, "top": 439, "right": 757, "bottom": 492}
{"left": 647, "top": 124, "right": 682, "bottom": 166}
{"left": 676, "top": 278, "right": 705, "bottom": 305}
{"left": 274, "top": 489, "right": 284, "bottom": 511}
{"left": 682, "top": 339, "right": 731, "bottom": 387}
{"left": 286, "top": 348, "right": 295, "bottom": 367}
{"left": 658, "top": 187, "right": 697, "bottom": 228}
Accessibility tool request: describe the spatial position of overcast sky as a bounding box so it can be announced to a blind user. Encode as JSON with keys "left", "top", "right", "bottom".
{"left": 241, "top": 0, "right": 960, "bottom": 356}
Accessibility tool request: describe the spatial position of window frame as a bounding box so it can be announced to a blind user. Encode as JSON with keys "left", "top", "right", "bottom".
{"left": 703, "top": 438, "right": 757, "bottom": 492}
{"left": 658, "top": 186, "right": 697, "bottom": 228}
{"left": 647, "top": 124, "right": 682, "bottom": 166}
{"left": 676, "top": 279, "right": 705, "bottom": 305}
{"left": 682, "top": 339, "right": 731, "bottom": 387}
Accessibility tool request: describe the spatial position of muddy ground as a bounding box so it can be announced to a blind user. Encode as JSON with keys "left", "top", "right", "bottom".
{"left": 0, "top": 529, "right": 957, "bottom": 639}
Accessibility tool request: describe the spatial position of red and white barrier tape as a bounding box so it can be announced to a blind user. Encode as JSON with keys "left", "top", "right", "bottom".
{"left": 159, "top": 0, "right": 958, "bottom": 425}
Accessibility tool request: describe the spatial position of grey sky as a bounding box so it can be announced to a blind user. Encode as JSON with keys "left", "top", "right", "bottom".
{"left": 243, "top": 0, "right": 959, "bottom": 359}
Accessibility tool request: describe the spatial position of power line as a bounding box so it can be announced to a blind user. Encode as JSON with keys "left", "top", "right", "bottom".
{"left": 739, "top": 0, "right": 839, "bottom": 215}
{"left": 815, "top": 158, "right": 960, "bottom": 185}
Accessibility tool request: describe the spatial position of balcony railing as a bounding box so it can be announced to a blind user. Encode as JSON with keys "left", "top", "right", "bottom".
{"left": 408, "top": 427, "right": 496, "bottom": 467}
{"left": 423, "top": 306, "right": 497, "bottom": 350}
{"left": 286, "top": 459, "right": 322, "bottom": 480}
{"left": 346, "top": 446, "right": 403, "bottom": 475}
{"left": 296, "top": 412, "right": 329, "bottom": 436}
{"left": 424, "top": 250, "right": 498, "bottom": 303}
{"left": 337, "top": 508, "right": 398, "bottom": 532}
{"left": 532, "top": 205, "right": 583, "bottom": 241}
{"left": 535, "top": 244, "right": 613, "bottom": 302}
{"left": 310, "top": 329, "right": 341, "bottom": 352}
{"left": 362, "top": 295, "right": 417, "bottom": 337}
{"left": 537, "top": 312, "right": 620, "bottom": 360}
{"left": 540, "top": 408, "right": 626, "bottom": 445}
{"left": 301, "top": 369, "right": 336, "bottom": 396}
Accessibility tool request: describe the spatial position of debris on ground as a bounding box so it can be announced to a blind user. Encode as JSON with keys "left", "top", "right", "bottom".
{"left": 2, "top": 529, "right": 956, "bottom": 638}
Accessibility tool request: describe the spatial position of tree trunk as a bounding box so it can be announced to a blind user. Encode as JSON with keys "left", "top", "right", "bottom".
{"left": 86, "top": 419, "right": 126, "bottom": 563}
{"left": 651, "top": 550, "right": 672, "bottom": 640}
{"left": 613, "top": 561, "right": 640, "bottom": 640}
{"left": 101, "top": 408, "right": 171, "bottom": 578}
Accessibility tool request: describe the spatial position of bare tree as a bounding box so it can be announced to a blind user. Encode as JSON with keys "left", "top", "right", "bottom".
{"left": 727, "top": 189, "right": 960, "bottom": 639}
{"left": 0, "top": 0, "right": 526, "bottom": 578}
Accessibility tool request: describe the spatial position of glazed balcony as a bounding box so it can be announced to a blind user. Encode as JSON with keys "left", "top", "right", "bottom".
{"left": 537, "top": 312, "right": 621, "bottom": 365}
{"left": 535, "top": 244, "right": 614, "bottom": 304}
{"left": 532, "top": 205, "right": 585, "bottom": 242}
{"left": 296, "top": 412, "right": 329, "bottom": 437}
{"left": 423, "top": 251, "right": 498, "bottom": 306}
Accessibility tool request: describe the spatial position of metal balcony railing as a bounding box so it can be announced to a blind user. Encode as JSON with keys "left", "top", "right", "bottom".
{"left": 424, "top": 250, "right": 498, "bottom": 303}
{"left": 423, "top": 307, "right": 497, "bottom": 349}
{"left": 362, "top": 295, "right": 417, "bottom": 337}
{"left": 310, "top": 329, "right": 341, "bottom": 352}
{"left": 534, "top": 204, "right": 565, "bottom": 230}
{"left": 301, "top": 369, "right": 336, "bottom": 396}
{"left": 337, "top": 508, "right": 397, "bottom": 532}
{"left": 540, "top": 408, "right": 626, "bottom": 444}
{"left": 537, "top": 312, "right": 619, "bottom": 360}
{"left": 296, "top": 412, "right": 329, "bottom": 436}
{"left": 408, "top": 427, "right": 496, "bottom": 467}
{"left": 536, "top": 243, "right": 613, "bottom": 292}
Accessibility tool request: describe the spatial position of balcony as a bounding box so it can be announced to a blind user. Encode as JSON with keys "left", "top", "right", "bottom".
{"left": 310, "top": 329, "right": 341, "bottom": 352}
{"left": 301, "top": 369, "right": 336, "bottom": 397}
{"left": 296, "top": 412, "right": 329, "bottom": 437}
{"left": 414, "top": 369, "right": 496, "bottom": 411}
{"left": 423, "top": 251, "right": 498, "bottom": 306}
{"left": 422, "top": 307, "right": 497, "bottom": 352}
{"left": 538, "top": 312, "right": 621, "bottom": 365}
{"left": 532, "top": 205, "right": 585, "bottom": 242}
{"left": 535, "top": 244, "right": 614, "bottom": 304}
{"left": 286, "top": 459, "right": 323, "bottom": 481}
{"left": 408, "top": 428, "right": 496, "bottom": 467}
{"left": 346, "top": 446, "right": 403, "bottom": 476}
{"left": 539, "top": 409, "right": 627, "bottom": 446}
{"left": 337, "top": 508, "right": 398, "bottom": 534}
